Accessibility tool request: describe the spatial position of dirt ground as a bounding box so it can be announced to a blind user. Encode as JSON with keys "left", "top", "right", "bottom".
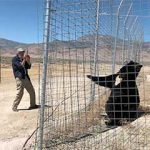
{"left": 0, "top": 63, "right": 150, "bottom": 150}
{"left": 51, "top": 65, "right": 150, "bottom": 150}
{"left": 0, "top": 64, "right": 40, "bottom": 150}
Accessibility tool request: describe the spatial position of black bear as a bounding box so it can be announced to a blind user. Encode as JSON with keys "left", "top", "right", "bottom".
{"left": 87, "top": 61, "right": 143, "bottom": 126}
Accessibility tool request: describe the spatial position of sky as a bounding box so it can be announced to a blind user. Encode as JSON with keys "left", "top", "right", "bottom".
{"left": 139, "top": 0, "right": 150, "bottom": 42}
{"left": 0, "top": 0, "right": 150, "bottom": 43}
{"left": 0, "top": 0, "right": 44, "bottom": 43}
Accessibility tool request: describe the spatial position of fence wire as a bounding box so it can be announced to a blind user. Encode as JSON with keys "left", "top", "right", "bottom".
{"left": 33, "top": 0, "right": 150, "bottom": 149}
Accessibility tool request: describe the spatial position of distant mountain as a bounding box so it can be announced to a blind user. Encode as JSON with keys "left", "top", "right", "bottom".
{"left": 143, "top": 42, "right": 150, "bottom": 51}
{"left": 0, "top": 34, "right": 116, "bottom": 51}
{"left": 0, "top": 36, "right": 150, "bottom": 58}
{"left": 0, "top": 38, "right": 42, "bottom": 57}
{"left": 0, "top": 38, "right": 26, "bottom": 49}
{"left": 48, "top": 34, "right": 116, "bottom": 51}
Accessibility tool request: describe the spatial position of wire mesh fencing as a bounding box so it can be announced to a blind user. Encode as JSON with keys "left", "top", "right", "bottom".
{"left": 34, "top": 0, "right": 150, "bottom": 149}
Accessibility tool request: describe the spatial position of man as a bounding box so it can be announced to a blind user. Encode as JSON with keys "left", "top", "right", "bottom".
{"left": 12, "top": 47, "right": 38, "bottom": 111}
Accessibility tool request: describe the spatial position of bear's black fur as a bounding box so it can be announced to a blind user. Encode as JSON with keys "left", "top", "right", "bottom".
{"left": 87, "top": 61, "right": 143, "bottom": 126}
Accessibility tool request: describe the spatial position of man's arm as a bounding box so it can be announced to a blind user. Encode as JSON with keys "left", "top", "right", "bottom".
{"left": 24, "top": 55, "right": 31, "bottom": 69}
{"left": 12, "top": 57, "right": 25, "bottom": 69}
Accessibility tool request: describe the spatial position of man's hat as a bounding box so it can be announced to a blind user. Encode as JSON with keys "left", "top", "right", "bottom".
{"left": 17, "top": 48, "right": 25, "bottom": 52}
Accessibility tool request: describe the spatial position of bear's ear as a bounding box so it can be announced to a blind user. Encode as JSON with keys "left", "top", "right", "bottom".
{"left": 136, "top": 64, "right": 143, "bottom": 72}
{"left": 129, "top": 60, "right": 134, "bottom": 64}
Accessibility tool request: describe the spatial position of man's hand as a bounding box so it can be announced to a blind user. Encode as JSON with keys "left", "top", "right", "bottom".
{"left": 21, "top": 55, "right": 31, "bottom": 66}
{"left": 24, "top": 55, "right": 31, "bottom": 64}
{"left": 25, "top": 55, "right": 30, "bottom": 62}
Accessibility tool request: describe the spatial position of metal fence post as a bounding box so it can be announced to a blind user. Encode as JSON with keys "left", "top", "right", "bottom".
{"left": 38, "top": 0, "right": 51, "bottom": 149}
{"left": 91, "top": 0, "right": 100, "bottom": 101}
{"left": 112, "top": 0, "right": 124, "bottom": 73}
{"left": 129, "top": 17, "right": 138, "bottom": 60}
{"left": 122, "top": 3, "right": 132, "bottom": 64}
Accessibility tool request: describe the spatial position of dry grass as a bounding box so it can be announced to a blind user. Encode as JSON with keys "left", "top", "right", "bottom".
{"left": 42, "top": 64, "right": 150, "bottom": 149}
{"left": 1, "top": 62, "right": 150, "bottom": 149}
{"left": 43, "top": 93, "right": 108, "bottom": 146}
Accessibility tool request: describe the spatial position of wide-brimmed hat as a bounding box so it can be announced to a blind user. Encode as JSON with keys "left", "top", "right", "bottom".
{"left": 17, "top": 48, "right": 25, "bottom": 52}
